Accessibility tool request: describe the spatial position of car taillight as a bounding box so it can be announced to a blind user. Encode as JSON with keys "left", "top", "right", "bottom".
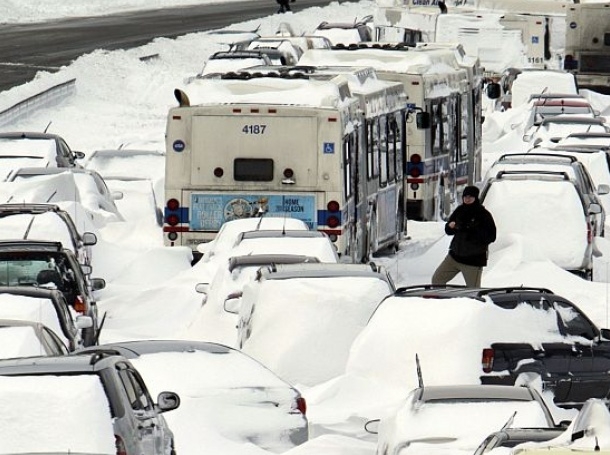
{"left": 74, "top": 295, "right": 86, "bottom": 314}
{"left": 482, "top": 348, "right": 494, "bottom": 373}
{"left": 115, "top": 434, "right": 127, "bottom": 455}
{"left": 296, "top": 396, "right": 307, "bottom": 415}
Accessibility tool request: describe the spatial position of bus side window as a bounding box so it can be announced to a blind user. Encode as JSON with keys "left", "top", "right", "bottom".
{"left": 379, "top": 115, "right": 388, "bottom": 186}
{"left": 387, "top": 115, "right": 397, "bottom": 182}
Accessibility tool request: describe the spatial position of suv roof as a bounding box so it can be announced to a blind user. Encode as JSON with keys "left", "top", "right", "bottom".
{"left": 256, "top": 262, "right": 394, "bottom": 286}
{"left": 0, "top": 351, "right": 120, "bottom": 375}
{"left": 228, "top": 254, "right": 320, "bottom": 272}
{"left": 237, "top": 229, "right": 327, "bottom": 242}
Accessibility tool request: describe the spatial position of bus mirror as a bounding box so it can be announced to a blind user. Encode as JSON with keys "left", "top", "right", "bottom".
{"left": 174, "top": 88, "right": 191, "bottom": 107}
{"left": 416, "top": 112, "right": 430, "bottom": 129}
{"left": 486, "top": 82, "right": 501, "bottom": 100}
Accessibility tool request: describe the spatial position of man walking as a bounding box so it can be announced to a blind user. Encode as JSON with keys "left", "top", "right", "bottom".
{"left": 276, "top": 0, "right": 292, "bottom": 13}
{"left": 431, "top": 185, "right": 496, "bottom": 287}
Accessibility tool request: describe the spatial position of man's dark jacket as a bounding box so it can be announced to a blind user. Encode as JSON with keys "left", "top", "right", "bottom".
{"left": 445, "top": 200, "right": 496, "bottom": 267}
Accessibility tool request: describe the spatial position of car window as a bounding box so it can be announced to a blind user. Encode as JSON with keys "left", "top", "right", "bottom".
{"left": 554, "top": 300, "right": 597, "bottom": 340}
{"left": 118, "top": 365, "right": 153, "bottom": 411}
{"left": 41, "top": 326, "right": 69, "bottom": 354}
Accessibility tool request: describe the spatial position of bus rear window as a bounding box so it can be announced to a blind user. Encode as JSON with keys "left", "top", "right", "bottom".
{"left": 234, "top": 158, "right": 274, "bottom": 181}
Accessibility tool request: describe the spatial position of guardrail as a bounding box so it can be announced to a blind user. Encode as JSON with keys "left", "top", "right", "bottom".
{"left": 0, "top": 78, "right": 76, "bottom": 129}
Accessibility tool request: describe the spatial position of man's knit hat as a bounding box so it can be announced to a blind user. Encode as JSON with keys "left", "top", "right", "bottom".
{"left": 462, "top": 185, "right": 480, "bottom": 199}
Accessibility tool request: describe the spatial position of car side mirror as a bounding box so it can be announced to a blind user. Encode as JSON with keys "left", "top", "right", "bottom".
{"left": 91, "top": 278, "right": 106, "bottom": 291}
{"left": 364, "top": 419, "right": 380, "bottom": 435}
{"left": 486, "top": 82, "right": 501, "bottom": 99}
{"left": 73, "top": 151, "right": 86, "bottom": 160}
{"left": 600, "top": 328, "right": 610, "bottom": 340}
{"left": 110, "top": 191, "right": 124, "bottom": 201}
{"left": 157, "top": 391, "right": 181, "bottom": 412}
{"left": 195, "top": 283, "right": 209, "bottom": 294}
{"left": 75, "top": 315, "right": 93, "bottom": 329}
{"left": 589, "top": 203, "right": 602, "bottom": 215}
{"left": 523, "top": 134, "right": 532, "bottom": 142}
{"left": 416, "top": 112, "right": 430, "bottom": 129}
{"left": 223, "top": 291, "right": 243, "bottom": 314}
{"left": 82, "top": 232, "right": 97, "bottom": 246}
{"left": 597, "top": 184, "right": 610, "bottom": 196}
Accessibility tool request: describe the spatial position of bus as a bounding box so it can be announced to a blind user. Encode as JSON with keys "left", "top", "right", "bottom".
{"left": 298, "top": 43, "right": 482, "bottom": 221}
{"left": 374, "top": 0, "right": 569, "bottom": 74}
{"left": 163, "top": 67, "right": 408, "bottom": 262}
{"left": 563, "top": 2, "right": 610, "bottom": 94}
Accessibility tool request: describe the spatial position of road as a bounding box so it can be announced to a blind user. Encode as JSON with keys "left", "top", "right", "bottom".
{"left": 0, "top": 0, "right": 352, "bottom": 93}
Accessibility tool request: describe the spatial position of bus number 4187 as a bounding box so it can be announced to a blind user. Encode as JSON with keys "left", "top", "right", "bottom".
{"left": 242, "top": 125, "right": 267, "bottom": 134}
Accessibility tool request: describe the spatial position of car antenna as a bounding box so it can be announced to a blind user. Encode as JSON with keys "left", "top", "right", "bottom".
{"left": 46, "top": 190, "right": 57, "bottom": 203}
{"left": 43, "top": 121, "right": 52, "bottom": 133}
{"left": 500, "top": 411, "right": 517, "bottom": 430}
{"left": 93, "top": 311, "right": 108, "bottom": 345}
{"left": 416, "top": 353, "right": 424, "bottom": 388}
{"left": 23, "top": 215, "right": 35, "bottom": 240}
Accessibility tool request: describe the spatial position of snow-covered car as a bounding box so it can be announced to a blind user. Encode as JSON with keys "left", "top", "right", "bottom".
{"left": 0, "top": 203, "right": 98, "bottom": 266}
{"left": 0, "top": 131, "right": 85, "bottom": 181}
{"left": 234, "top": 262, "right": 395, "bottom": 386}
{"left": 524, "top": 116, "right": 610, "bottom": 147}
{"left": 0, "top": 286, "right": 92, "bottom": 351}
{"left": 4, "top": 167, "right": 124, "bottom": 225}
{"left": 190, "top": 253, "right": 320, "bottom": 345}
{"left": 483, "top": 153, "right": 608, "bottom": 236}
{"left": 78, "top": 339, "right": 308, "bottom": 454}
{"left": 372, "top": 385, "right": 556, "bottom": 455}
{"left": 0, "top": 318, "right": 71, "bottom": 358}
{"left": 480, "top": 169, "right": 602, "bottom": 279}
{"left": 195, "top": 216, "right": 311, "bottom": 270}
{"left": 0, "top": 352, "right": 180, "bottom": 455}
{"left": 0, "top": 240, "right": 105, "bottom": 345}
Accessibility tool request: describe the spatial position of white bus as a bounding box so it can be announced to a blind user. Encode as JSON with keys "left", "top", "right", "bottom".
{"left": 299, "top": 44, "right": 482, "bottom": 221}
{"left": 164, "top": 68, "right": 408, "bottom": 262}
{"left": 374, "top": 0, "right": 569, "bottom": 74}
{"left": 563, "top": 2, "right": 610, "bottom": 94}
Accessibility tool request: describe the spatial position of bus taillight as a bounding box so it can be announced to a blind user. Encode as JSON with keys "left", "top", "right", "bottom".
{"left": 327, "top": 216, "right": 340, "bottom": 228}
{"left": 283, "top": 168, "right": 294, "bottom": 178}
{"left": 327, "top": 200, "right": 340, "bottom": 212}
{"left": 214, "top": 167, "right": 224, "bottom": 178}
{"left": 166, "top": 214, "right": 180, "bottom": 226}
{"left": 408, "top": 154, "right": 423, "bottom": 178}
{"left": 167, "top": 199, "right": 180, "bottom": 211}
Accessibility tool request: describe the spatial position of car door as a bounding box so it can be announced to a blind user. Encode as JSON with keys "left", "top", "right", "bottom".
{"left": 118, "top": 365, "right": 165, "bottom": 455}
{"left": 552, "top": 298, "right": 610, "bottom": 404}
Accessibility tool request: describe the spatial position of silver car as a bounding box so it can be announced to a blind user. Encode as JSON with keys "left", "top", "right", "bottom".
{"left": 0, "top": 353, "right": 180, "bottom": 455}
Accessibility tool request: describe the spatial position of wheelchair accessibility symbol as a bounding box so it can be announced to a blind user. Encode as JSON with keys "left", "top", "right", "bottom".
{"left": 323, "top": 142, "right": 335, "bottom": 154}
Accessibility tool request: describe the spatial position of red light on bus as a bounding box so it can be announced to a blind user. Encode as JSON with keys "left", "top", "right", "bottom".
{"left": 214, "top": 167, "right": 224, "bottom": 178}
{"left": 166, "top": 214, "right": 180, "bottom": 226}
{"left": 328, "top": 117, "right": 337, "bottom": 122}
{"left": 251, "top": 108, "right": 260, "bottom": 113}
{"left": 268, "top": 109, "right": 277, "bottom": 114}
{"left": 172, "top": 115, "right": 181, "bottom": 120}
{"left": 411, "top": 81, "right": 420, "bottom": 85}
{"left": 232, "top": 108, "right": 242, "bottom": 113}
{"left": 167, "top": 199, "right": 180, "bottom": 211}
{"left": 327, "top": 216, "right": 340, "bottom": 228}
{"left": 410, "top": 168, "right": 421, "bottom": 178}
{"left": 327, "top": 200, "right": 340, "bottom": 212}
{"left": 283, "top": 168, "right": 294, "bottom": 178}
{"left": 410, "top": 154, "right": 422, "bottom": 164}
